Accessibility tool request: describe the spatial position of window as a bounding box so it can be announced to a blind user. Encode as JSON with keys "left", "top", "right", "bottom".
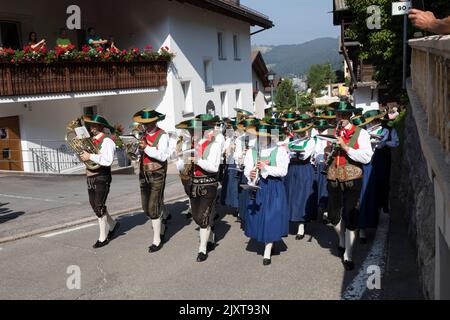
{"left": 233, "top": 34, "right": 240, "bottom": 60}
{"left": 0, "top": 128, "right": 7, "bottom": 139}
{"left": 203, "top": 59, "right": 213, "bottom": 90}
{"left": 181, "top": 81, "right": 193, "bottom": 114}
{"left": 235, "top": 89, "right": 242, "bottom": 109}
{"left": 83, "top": 105, "right": 98, "bottom": 116}
{"left": 220, "top": 91, "right": 228, "bottom": 117}
{"left": 218, "top": 32, "right": 225, "bottom": 60}
{"left": 0, "top": 21, "right": 21, "bottom": 49}
{"left": 2, "top": 148, "right": 10, "bottom": 159}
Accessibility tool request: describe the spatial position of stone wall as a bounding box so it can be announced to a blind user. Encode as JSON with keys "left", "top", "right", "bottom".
{"left": 392, "top": 110, "right": 436, "bottom": 299}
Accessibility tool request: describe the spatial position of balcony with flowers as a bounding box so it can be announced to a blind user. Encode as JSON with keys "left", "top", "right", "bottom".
{"left": 0, "top": 44, "right": 174, "bottom": 98}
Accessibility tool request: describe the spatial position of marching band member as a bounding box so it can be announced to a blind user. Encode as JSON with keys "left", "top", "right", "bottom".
{"left": 312, "top": 119, "right": 335, "bottom": 224}
{"left": 325, "top": 101, "right": 373, "bottom": 271}
{"left": 220, "top": 120, "right": 241, "bottom": 216}
{"left": 174, "top": 124, "right": 194, "bottom": 219}
{"left": 80, "top": 115, "right": 119, "bottom": 249}
{"left": 187, "top": 116, "right": 222, "bottom": 262}
{"left": 133, "top": 108, "right": 170, "bottom": 253}
{"left": 351, "top": 114, "right": 379, "bottom": 244}
{"left": 243, "top": 124, "right": 290, "bottom": 266}
{"left": 284, "top": 121, "right": 316, "bottom": 240}
{"left": 236, "top": 118, "right": 259, "bottom": 224}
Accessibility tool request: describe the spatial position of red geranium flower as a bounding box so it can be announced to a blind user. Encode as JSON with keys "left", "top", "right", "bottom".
{"left": 145, "top": 45, "right": 153, "bottom": 50}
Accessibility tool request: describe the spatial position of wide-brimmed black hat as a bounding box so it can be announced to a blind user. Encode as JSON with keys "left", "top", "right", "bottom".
{"left": 246, "top": 123, "right": 280, "bottom": 137}
{"left": 291, "top": 121, "right": 313, "bottom": 133}
{"left": 334, "top": 101, "right": 359, "bottom": 113}
{"left": 352, "top": 115, "right": 374, "bottom": 127}
{"left": 237, "top": 118, "right": 260, "bottom": 131}
{"left": 82, "top": 114, "right": 115, "bottom": 133}
{"left": 133, "top": 108, "right": 166, "bottom": 124}
{"left": 176, "top": 119, "right": 215, "bottom": 131}
{"left": 280, "top": 112, "right": 297, "bottom": 122}
{"left": 194, "top": 114, "right": 222, "bottom": 125}
{"left": 314, "top": 119, "right": 335, "bottom": 130}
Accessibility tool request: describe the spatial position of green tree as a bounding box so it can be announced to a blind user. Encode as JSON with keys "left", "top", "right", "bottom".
{"left": 296, "top": 92, "right": 314, "bottom": 113}
{"left": 274, "top": 78, "right": 296, "bottom": 109}
{"left": 307, "top": 64, "right": 337, "bottom": 96}
{"left": 344, "top": 0, "right": 449, "bottom": 98}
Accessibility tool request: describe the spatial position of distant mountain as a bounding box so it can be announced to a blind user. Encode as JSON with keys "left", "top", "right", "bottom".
{"left": 253, "top": 38, "right": 343, "bottom": 77}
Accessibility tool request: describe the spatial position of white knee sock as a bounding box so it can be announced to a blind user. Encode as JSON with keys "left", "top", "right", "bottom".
{"left": 199, "top": 227, "right": 211, "bottom": 254}
{"left": 106, "top": 213, "right": 116, "bottom": 231}
{"left": 98, "top": 216, "right": 108, "bottom": 242}
{"left": 264, "top": 243, "right": 273, "bottom": 260}
{"left": 344, "top": 230, "right": 356, "bottom": 262}
{"left": 297, "top": 223, "right": 305, "bottom": 236}
{"left": 335, "top": 219, "right": 346, "bottom": 248}
{"left": 151, "top": 218, "right": 162, "bottom": 246}
{"left": 360, "top": 229, "right": 366, "bottom": 239}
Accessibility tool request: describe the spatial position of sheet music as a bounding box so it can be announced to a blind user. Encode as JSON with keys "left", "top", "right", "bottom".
{"left": 74, "top": 127, "right": 90, "bottom": 139}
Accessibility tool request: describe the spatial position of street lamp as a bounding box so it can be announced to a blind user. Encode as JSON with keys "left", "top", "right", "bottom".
{"left": 267, "top": 72, "right": 275, "bottom": 108}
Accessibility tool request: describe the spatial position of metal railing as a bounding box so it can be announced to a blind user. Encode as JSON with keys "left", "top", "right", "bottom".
{"left": 29, "top": 145, "right": 82, "bottom": 173}
{"left": 410, "top": 35, "right": 450, "bottom": 153}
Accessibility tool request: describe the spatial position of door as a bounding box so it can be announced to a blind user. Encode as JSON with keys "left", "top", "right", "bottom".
{"left": 0, "top": 116, "right": 23, "bottom": 171}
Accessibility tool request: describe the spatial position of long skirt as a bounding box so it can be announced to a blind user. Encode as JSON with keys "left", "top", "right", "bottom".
{"left": 358, "top": 162, "right": 379, "bottom": 229}
{"left": 284, "top": 162, "right": 315, "bottom": 222}
{"left": 220, "top": 164, "right": 240, "bottom": 209}
{"left": 316, "top": 163, "right": 329, "bottom": 211}
{"left": 244, "top": 177, "right": 289, "bottom": 243}
{"left": 238, "top": 172, "right": 249, "bottom": 221}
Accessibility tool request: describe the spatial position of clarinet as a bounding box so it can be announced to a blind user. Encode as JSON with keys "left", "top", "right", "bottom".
{"left": 249, "top": 143, "right": 261, "bottom": 200}
{"left": 321, "top": 121, "right": 343, "bottom": 175}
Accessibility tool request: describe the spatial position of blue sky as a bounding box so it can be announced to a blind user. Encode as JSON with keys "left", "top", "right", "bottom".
{"left": 242, "top": 0, "right": 340, "bottom": 45}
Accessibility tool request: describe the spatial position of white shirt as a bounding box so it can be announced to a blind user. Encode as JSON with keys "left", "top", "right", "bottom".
{"left": 224, "top": 135, "right": 236, "bottom": 165}
{"left": 244, "top": 144, "right": 289, "bottom": 181}
{"left": 90, "top": 133, "right": 116, "bottom": 167}
{"left": 342, "top": 124, "right": 374, "bottom": 165}
{"left": 143, "top": 130, "right": 170, "bottom": 163}
{"left": 196, "top": 139, "right": 221, "bottom": 173}
{"left": 176, "top": 131, "right": 193, "bottom": 172}
{"left": 288, "top": 137, "right": 316, "bottom": 161}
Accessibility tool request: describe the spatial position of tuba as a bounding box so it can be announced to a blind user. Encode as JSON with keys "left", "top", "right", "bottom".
{"left": 65, "top": 118, "right": 101, "bottom": 171}
{"left": 123, "top": 127, "right": 145, "bottom": 161}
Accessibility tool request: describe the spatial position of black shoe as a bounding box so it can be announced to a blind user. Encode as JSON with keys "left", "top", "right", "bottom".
{"left": 149, "top": 242, "right": 163, "bottom": 253}
{"left": 93, "top": 239, "right": 109, "bottom": 249}
{"left": 359, "top": 237, "right": 367, "bottom": 245}
{"left": 186, "top": 212, "right": 192, "bottom": 219}
{"left": 343, "top": 260, "right": 355, "bottom": 271}
{"left": 322, "top": 218, "right": 330, "bottom": 225}
{"left": 295, "top": 234, "right": 305, "bottom": 241}
{"left": 197, "top": 252, "right": 208, "bottom": 262}
{"left": 207, "top": 242, "right": 216, "bottom": 252}
{"left": 338, "top": 246, "right": 345, "bottom": 257}
{"left": 108, "top": 222, "right": 120, "bottom": 240}
{"left": 263, "top": 258, "right": 271, "bottom": 266}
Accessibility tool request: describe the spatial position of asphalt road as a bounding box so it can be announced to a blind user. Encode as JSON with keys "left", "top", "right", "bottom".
{"left": 0, "top": 172, "right": 182, "bottom": 239}
{"left": 0, "top": 198, "right": 377, "bottom": 300}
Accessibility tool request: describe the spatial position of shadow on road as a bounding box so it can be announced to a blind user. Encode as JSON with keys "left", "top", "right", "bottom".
{"left": 0, "top": 203, "right": 25, "bottom": 224}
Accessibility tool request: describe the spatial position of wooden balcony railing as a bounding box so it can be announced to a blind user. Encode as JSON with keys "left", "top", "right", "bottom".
{"left": 410, "top": 36, "right": 450, "bottom": 153}
{"left": 356, "top": 62, "right": 375, "bottom": 83}
{"left": 0, "top": 61, "right": 168, "bottom": 97}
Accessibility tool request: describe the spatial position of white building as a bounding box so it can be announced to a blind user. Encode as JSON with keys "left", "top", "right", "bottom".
{"left": 0, "top": 0, "right": 273, "bottom": 172}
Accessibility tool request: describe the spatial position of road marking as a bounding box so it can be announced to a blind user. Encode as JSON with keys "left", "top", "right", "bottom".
{"left": 0, "top": 194, "right": 82, "bottom": 205}
{"left": 342, "top": 212, "right": 390, "bottom": 300}
{"left": 40, "top": 223, "right": 97, "bottom": 238}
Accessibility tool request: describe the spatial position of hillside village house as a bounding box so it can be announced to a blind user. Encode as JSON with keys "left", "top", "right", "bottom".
{"left": 251, "top": 50, "right": 270, "bottom": 102}
{"left": 0, "top": 0, "right": 273, "bottom": 172}
{"left": 333, "top": 0, "right": 380, "bottom": 112}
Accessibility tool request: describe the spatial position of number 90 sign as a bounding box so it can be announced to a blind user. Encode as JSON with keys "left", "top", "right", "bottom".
{"left": 392, "top": 1, "right": 412, "bottom": 16}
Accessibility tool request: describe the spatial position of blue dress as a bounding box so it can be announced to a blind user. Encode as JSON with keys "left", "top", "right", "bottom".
{"left": 316, "top": 163, "right": 329, "bottom": 211}
{"left": 244, "top": 177, "right": 289, "bottom": 243}
{"left": 358, "top": 162, "right": 379, "bottom": 229}
{"left": 244, "top": 148, "right": 289, "bottom": 243}
{"left": 221, "top": 164, "right": 240, "bottom": 209}
{"left": 238, "top": 173, "right": 249, "bottom": 221}
{"left": 284, "top": 160, "right": 315, "bottom": 222}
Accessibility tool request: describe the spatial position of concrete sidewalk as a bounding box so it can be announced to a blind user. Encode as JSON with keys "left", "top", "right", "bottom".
{"left": 0, "top": 163, "right": 185, "bottom": 243}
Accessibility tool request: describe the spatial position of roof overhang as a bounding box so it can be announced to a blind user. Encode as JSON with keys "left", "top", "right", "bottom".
{"left": 174, "top": 0, "right": 274, "bottom": 29}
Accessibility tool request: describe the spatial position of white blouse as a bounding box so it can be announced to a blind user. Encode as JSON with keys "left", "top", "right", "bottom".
{"left": 243, "top": 144, "right": 289, "bottom": 182}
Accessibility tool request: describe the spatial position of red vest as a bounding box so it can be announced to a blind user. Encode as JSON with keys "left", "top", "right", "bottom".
{"left": 92, "top": 133, "right": 107, "bottom": 149}
{"left": 142, "top": 129, "right": 165, "bottom": 165}
{"left": 194, "top": 139, "right": 213, "bottom": 177}
{"left": 334, "top": 125, "right": 360, "bottom": 166}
